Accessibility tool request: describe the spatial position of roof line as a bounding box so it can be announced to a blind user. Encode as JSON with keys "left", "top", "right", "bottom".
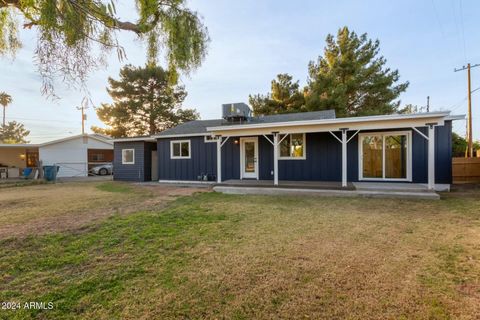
{"left": 207, "top": 112, "right": 452, "bottom": 131}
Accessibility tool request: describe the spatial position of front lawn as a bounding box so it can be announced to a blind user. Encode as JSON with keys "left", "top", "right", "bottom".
{"left": 0, "top": 184, "right": 479, "bottom": 319}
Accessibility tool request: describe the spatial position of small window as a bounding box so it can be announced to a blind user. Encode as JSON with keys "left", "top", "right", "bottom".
{"left": 171, "top": 140, "right": 191, "bottom": 159}
{"left": 204, "top": 135, "right": 219, "bottom": 143}
{"left": 279, "top": 133, "right": 305, "bottom": 159}
{"left": 122, "top": 149, "right": 135, "bottom": 164}
{"left": 92, "top": 153, "right": 105, "bottom": 161}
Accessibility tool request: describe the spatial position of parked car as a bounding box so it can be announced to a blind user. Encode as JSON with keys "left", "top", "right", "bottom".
{"left": 90, "top": 163, "right": 113, "bottom": 176}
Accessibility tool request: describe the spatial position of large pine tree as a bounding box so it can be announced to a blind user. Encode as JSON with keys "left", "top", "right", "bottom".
{"left": 92, "top": 64, "right": 199, "bottom": 138}
{"left": 305, "top": 27, "right": 409, "bottom": 117}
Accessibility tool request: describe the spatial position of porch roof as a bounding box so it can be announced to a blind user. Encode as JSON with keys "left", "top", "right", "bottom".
{"left": 207, "top": 111, "right": 463, "bottom": 136}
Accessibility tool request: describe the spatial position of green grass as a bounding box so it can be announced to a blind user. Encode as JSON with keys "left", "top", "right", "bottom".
{"left": 95, "top": 182, "right": 132, "bottom": 193}
{"left": 0, "top": 191, "right": 479, "bottom": 319}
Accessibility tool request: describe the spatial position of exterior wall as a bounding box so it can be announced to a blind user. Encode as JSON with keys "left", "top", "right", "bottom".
{"left": 113, "top": 141, "right": 156, "bottom": 182}
{"left": 157, "top": 136, "right": 217, "bottom": 181}
{"left": 149, "top": 121, "right": 453, "bottom": 184}
{"left": 39, "top": 136, "right": 113, "bottom": 178}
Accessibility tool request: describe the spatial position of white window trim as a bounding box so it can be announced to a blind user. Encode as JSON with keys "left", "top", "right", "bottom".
{"left": 358, "top": 130, "right": 412, "bottom": 182}
{"left": 170, "top": 140, "right": 191, "bottom": 159}
{"left": 204, "top": 135, "right": 219, "bottom": 143}
{"left": 121, "top": 149, "right": 135, "bottom": 165}
{"left": 278, "top": 133, "right": 306, "bottom": 160}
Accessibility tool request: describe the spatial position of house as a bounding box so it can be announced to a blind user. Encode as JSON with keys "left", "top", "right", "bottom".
{"left": 0, "top": 134, "right": 113, "bottom": 178}
{"left": 113, "top": 103, "right": 463, "bottom": 190}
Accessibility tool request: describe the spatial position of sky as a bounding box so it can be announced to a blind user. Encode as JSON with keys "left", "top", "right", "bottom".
{"left": 0, "top": 0, "right": 479, "bottom": 143}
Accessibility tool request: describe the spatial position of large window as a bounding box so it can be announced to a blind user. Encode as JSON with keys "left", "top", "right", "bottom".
{"left": 279, "top": 133, "right": 306, "bottom": 159}
{"left": 171, "top": 140, "right": 191, "bottom": 159}
{"left": 122, "top": 149, "right": 135, "bottom": 164}
{"left": 360, "top": 131, "right": 411, "bottom": 181}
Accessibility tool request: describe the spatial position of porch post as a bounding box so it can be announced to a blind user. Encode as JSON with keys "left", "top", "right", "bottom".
{"left": 428, "top": 124, "right": 435, "bottom": 190}
{"left": 216, "top": 137, "right": 222, "bottom": 183}
{"left": 273, "top": 132, "right": 279, "bottom": 186}
{"left": 341, "top": 129, "right": 348, "bottom": 188}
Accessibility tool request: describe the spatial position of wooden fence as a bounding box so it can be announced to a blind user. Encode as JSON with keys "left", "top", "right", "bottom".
{"left": 452, "top": 157, "right": 480, "bottom": 184}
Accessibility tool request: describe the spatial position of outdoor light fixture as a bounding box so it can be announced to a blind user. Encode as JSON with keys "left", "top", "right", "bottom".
{"left": 234, "top": 139, "right": 239, "bottom": 144}
{"left": 19, "top": 154, "right": 26, "bottom": 160}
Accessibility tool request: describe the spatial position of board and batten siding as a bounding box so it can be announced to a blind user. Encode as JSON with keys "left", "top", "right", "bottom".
{"left": 113, "top": 141, "right": 156, "bottom": 182}
{"left": 157, "top": 136, "right": 217, "bottom": 181}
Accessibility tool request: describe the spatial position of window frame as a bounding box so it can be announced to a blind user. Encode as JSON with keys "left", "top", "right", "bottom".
{"left": 170, "top": 140, "right": 191, "bottom": 159}
{"left": 278, "top": 133, "right": 306, "bottom": 160}
{"left": 358, "top": 130, "right": 412, "bottom": 182}
{"left": 121, "top": 149, "right": 135, "bottom": 165}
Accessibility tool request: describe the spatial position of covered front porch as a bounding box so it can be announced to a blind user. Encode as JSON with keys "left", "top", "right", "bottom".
{"left": 208, "top": 112, "right": 458, "bottom": 191}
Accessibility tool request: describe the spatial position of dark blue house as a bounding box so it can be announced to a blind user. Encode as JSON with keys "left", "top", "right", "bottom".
{"left": 113, "top": 103, "right": 463, "bottom": 191}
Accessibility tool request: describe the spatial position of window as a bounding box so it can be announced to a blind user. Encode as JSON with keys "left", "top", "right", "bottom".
{"left": 279, "top": 133, "right": 305, "bottom": 159}
{"left": 122, "top": 149, "right": 135, "bottom": 164}
{"left": 360, "top": 131, "right": 411, "bottom": 181}
{"left": 170, "top": 140, "right": 191, "bottom": 159}
{"left": 204, "top": 135, "right": 218, "bottom": 143}
{"left": 92, "top": 153, "right": 105, "bottom": 161}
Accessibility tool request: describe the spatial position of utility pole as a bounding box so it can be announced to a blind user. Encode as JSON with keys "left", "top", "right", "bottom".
{"left": 426, "top": 96, "right": 430, "bottom": 112}
{"left": 76, "top": 98, "right": 89, "bottom": 135}
{"left": 455, "top": 63, "right": 480, "bottom": 157}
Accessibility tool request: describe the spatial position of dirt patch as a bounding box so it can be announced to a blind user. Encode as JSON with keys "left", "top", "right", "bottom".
{"left": 0, "top": 182, "right": 207, "bottom": 239}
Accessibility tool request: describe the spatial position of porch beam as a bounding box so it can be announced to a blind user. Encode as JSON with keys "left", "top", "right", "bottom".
{"left": 329, "top": 131, "right": 342, "bottom": 143}
{"left": 427, "top": 124, "right": 436, "bottom": 190}
{"left": 262, "top": 134, "right": 274, "bottom": 145}
{"left": 216, "top": 137, "right": 222, "bottom": 183}
{"left": 412, "top": 127, "right": 429, "bottom": 140}
{"left": 220, "top": 136, "right": 230, "bottom": 148}
{"left": 347, "top": 130, "right": 360, "bottom": 143}
{"left": 273, "top": 133, "right": 279, "bottom": 186}
{"left": 341, "top": 129, "right": 348, "bottom": 188}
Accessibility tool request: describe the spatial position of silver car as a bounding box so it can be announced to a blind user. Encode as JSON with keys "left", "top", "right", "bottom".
{"left": 90, "top": 163, "right": 113, "bottom": 175}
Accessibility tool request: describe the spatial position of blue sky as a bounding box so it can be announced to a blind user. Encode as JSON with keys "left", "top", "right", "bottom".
{"left": 0, "top": 0, "right": 478, "bottom": 143}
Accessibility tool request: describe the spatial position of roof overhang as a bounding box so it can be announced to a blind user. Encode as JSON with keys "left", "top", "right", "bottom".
{"left": 154, "top": 133, "right": 209, "bottom": 139}
{"left": 114, "top": 137, "right": 156, "bottom": 142}
{"left": 207, "top": 112, "right": 457, "bottom": 136}
{"left": 0, "top": 144, "right": 39, "bottom": 148}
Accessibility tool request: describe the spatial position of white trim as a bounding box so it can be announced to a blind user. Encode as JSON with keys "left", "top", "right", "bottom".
{"left": 207, "top": 112, "right": 451, "bottom": 132}
{"left": 240, "top": 137, "right": 259, "bottom": 179}
{"left": 217, "top": 138, "right": 222, "bottom": 183}
{"left": 114, "top": 137, "right": 156, "bottom": 142}
{"left": 121, "top": 148, "right": 135, "bottom": 165}
{"left": 411, "top": 127, "right": 429, "bottom": 140}
{"left": 273, "top": 133, "right": 279, "bottom": 186}
{"left": 278, "top": 133, "right": 306, "bottom": 160}
{"left": 155, "top": 133, "right": 209, "bottom": 139}
{"left": 358, "top": 131, "right": 412, "bottom": 182}
{"left": 170, "top": 140, "right": 191, "bottom": 159}
{"left": 428, "top": 125, "right": 435, "bottom": 190}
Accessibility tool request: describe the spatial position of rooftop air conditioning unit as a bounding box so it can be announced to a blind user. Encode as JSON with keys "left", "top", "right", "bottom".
{"left": 222, "top": 103, "right": 252, "bottom": 122}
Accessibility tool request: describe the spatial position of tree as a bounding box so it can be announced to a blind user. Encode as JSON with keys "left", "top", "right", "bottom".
{"left": 452, "top": 132, "right": 480, "bottom": 157}
{"left": 0, "top": 92, "right": 12, "bottom": 126}
{"left": 249, "top": 74, "right": 305, "bottom": 115}
{"left": 0, "top": 1, "right": 209, "bottom": 95}
{"left": 92, "top": 64, "right": 199, "bottom": 137}
{"left": 305, "top": 27, "right": 409, "bottom": 117}
{"left": 0, "top": 121, "right": 30, "bottom": 143}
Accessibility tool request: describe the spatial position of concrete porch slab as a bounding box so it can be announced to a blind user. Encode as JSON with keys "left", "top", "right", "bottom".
{"left": 213, "top": 186, "right": 440, "bottom": 200}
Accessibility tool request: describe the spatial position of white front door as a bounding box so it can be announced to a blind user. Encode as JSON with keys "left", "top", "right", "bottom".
{"left": 240, "top": 137, "right": 258, "bottom": 179}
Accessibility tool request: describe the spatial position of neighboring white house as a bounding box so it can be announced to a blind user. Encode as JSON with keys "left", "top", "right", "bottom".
{"left": 0, "top": 134, "right": 113, "bottom": 178}
{"left": 39, "top": 134, "right": 113, "bottom": 177}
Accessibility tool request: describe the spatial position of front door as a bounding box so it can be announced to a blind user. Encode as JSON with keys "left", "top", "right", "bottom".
{"left": 240, "top": 137, "right": 258, "bottom": 179}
